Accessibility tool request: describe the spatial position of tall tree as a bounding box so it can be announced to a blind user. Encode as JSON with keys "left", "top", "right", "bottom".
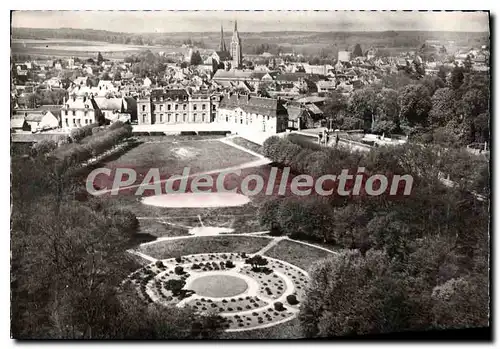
{"left": 352, "top": 44, "right": 363, "bottom": 58}
{"left": 398, "top": 84, "right": 432, "bottom": 135}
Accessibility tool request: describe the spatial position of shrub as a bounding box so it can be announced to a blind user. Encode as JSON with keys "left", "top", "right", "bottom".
{"left": 175, "top": 256, "right": 183, "bottom": 263}
{"left": 241, "top": 252, "right": 247, "bottom": 258}
{"left": 286, "top": 294, "right": 299, "bottom": 305}
{"left": 164, "top": 279, "right": 185, "bottom": 296}
{"left": 174, "top": 266, "right": 184, "bottom": 275}
{"left": 274, "top": 302, "right": 285, "bottom": 311}
{"left": 225, "top": 260, "right": 235, "bottom": 268}
{"left": 191, "top": 263, "right": 200, "bottom": 269}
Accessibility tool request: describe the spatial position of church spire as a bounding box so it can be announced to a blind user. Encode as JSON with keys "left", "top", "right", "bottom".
{"left": 219, "top": 23, "right": 227, "bottom": 52}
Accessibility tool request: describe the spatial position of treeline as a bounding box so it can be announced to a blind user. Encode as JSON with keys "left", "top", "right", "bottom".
{"left": 258, "top": 135, "right": 489, "bottom": 337}
{"left": 50, "top": 122, "right": 132, "bottom": 168}
{"left": 323, "top": 65, "right": 490, "bottom": 147}
{"left": 11, "top": 122, "right": 224, "bottom": 339}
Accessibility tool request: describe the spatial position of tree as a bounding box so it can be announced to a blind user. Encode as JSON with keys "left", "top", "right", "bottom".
{"left": 190, "top": 51, "right": 202, "bottom": 66}
{"left": 245, "top": 255, "right": 268, "bottom": 271}
{"left": 429, "top": 87, "right": 456, "bottom": 128}
{"left": 373, "top": 88, "right": 399, "bottom": 134}
{"left": 352, "top": 44, "right": 363, "bottom": 58}
{"left": 437, "top": 66, "right": 448, "bottom": 82}
{"left": 398, "top": 84, "right": 432, "bottom": 135}
{"left": 349, "top": 87, "right": 379, "bottom": 131}
{"left": 323, "top": 91, "right": 348, "bottom": 128}
{"left": 299, "top": 250, "right": 417, "bottom": 338}
{"left": 450, "top": 65, "right": 465, "bottom": 90}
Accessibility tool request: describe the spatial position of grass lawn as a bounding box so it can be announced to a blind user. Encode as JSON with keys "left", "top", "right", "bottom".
{"left": 101, "top": 139, "right": 257, "bottom": 188}
{"left": 133, "top": 134, "right": 226, "bottom": 143}
{"left": 138, "top": 219, "right": 190, "bottom": 238}
{"left": 221, "top": 317, "right": 304, "bottom": 339}
{"left": 263, "top": 239, "right": 334, "bottom": 272}
{"left": 137, "top": 235, "right": 272, "bottom": 260}
{"left": 190, "top": 275, "right": 248, "bottom": 297}
{"left": 229, "top": 137, "right": 263, "bottom": 155}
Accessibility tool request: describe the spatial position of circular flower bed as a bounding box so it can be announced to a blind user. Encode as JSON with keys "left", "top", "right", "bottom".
{"left": 126, "top": 253, "right": 309, "bottom": 332}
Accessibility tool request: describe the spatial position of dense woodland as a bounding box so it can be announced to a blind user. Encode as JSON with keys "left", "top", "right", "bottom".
{"left": 10, "top": 123, "right": 225, "bottom": 339}
{"left": 323, "top": 63, "right": 490, "bottom": 147}
{"left": 259, "top": 135, "right": 489, "bottom": 337}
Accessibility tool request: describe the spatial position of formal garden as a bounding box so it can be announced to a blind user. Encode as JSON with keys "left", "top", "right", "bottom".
{"left": 126, "top": 249, "right": 312, "bottom": 332}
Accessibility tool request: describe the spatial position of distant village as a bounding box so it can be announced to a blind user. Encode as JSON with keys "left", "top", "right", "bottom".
{"left": 11, "top": 21, "right": 490, "bottom": 147}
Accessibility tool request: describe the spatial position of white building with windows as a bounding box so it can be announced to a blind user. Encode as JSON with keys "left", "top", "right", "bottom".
{"left": 61, "top": 95, "right": 100, "bottom": 129}
{"left": 215, "top": 93, "right": 288, "bottom": 134}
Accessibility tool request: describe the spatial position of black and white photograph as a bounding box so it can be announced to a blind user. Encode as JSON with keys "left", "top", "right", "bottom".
{"left": 9, "top": 9, "right": 491, "bottom": 340}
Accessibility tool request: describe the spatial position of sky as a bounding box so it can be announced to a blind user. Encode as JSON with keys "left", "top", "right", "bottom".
{"left": 11, "top": 11, "right": 490, "bottom": 33}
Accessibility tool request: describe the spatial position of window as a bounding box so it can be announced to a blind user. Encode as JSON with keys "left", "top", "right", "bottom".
{"left": 212, "top": 104, "right": 216, "bottom": 111}
{"left": 175, "top": 104, "right": 179, "bottom": 111}
{"left": 167, "top": 113, "right": 171, "bottom": 122}
{"left": 142, "top": 114, "right": 146, "bottom": 123}
{"left": 142, "top": 105, "right": 146, "bottom": 112}
{"left": 84, "top": 111, "right": 88, "bottom": 116}
{"left": 160, "top": 114, "right": 163, "bottom": 122}
{"left": 202, "top": 113, "right": 205, "bottom": 122}
{"left": 65, "top": 110, "right": 68, "bottom": 116}
{"left": 226, "top": 116, "right": 229, "bottom": 122}
{"left": 183, "top": 104, "right": 187, "bottom": 110}
{"left": 72, "top": 110, "right": 76, "bottom": 116}
{"left": 160, "top": 105, "right": 164, "bottom": 111}
{"left": 193, "top": 113, "right": 197, "bottom": 121}
{"left": 202, "top": 104, "right": 206, "bottom": 110}
{"left": 183, "top": 113, "right": 187, "bottom": 122}
{"left": 85, "top": 119, "right": 88, "bottom": 125}
{"left": 65, "top": 118, "right": 69, "bottom": 127}
{"left": 193, "top": 104, "right": 197, "bottom": 111}
{"left": 167, "top": 104, "right": 171, "bottom": 111}
{"left": 175, "top": 113, "right": 179, "bottom": 122}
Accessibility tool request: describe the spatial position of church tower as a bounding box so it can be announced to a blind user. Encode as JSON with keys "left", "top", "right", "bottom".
{"left": 230, "top": 20, "right": 242, "bottom": 69}
{"left": 219, "top": 24, "right": 227, "bottom": 52}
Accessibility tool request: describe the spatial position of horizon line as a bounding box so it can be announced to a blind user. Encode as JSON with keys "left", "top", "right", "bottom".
{"left": 11, "top": 26, "right": 490, "bottom": 34}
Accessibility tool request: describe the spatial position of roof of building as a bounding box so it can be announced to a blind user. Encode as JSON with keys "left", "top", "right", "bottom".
{"left": 11, "top": 117, "right": 27, "bottom": 128}
{"left": 215, "top": 51, "right": 232, "bottom": 61}
{"left": 213, "top": 69, "right": 255, "bottom": 80}
{"left": 219, "top": 94, "right": 286, "bottom": 117}
{"left": 151, "top": 88, "right": 189, "bottom": 101}
{"left": 306, "top": 104, "right": 324, "bottom": 115}
{"left": 295, "top": 96, "right": 327, "bottom": 104}
{"left": 93, "top": 97, "right": 123, "bottom": 111}
{"left": 285, "top": 104, "right": 307, "bottom": 121}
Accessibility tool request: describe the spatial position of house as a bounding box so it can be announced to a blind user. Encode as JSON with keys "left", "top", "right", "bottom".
{"left": 92, "top": 96, "right": 125, "bottom": 121}
{"left": 61, "top": 95, "right": 101, "bottom": 129}
{"left": 137, "top": 89, "right": 212, "bottom": 125}
{"left": 10, "top": 116, "right": 30, "bottom": 132}
{"left": 46, "top": 77, "right": 62, "bottom": 89}
{"left": 216, "top": 93, "right": 288, "bottom": 134}
{"left": 143, "top": 77, "right": 152, "bottom": 87}
{"left": 338, "top": 51, "right": 352, "bottom": 63}
{"left": 316, "top": 80, "right": 337, "bottom": 94}
{"left": 25, "top": 111, "right": 60, "bottom": 132}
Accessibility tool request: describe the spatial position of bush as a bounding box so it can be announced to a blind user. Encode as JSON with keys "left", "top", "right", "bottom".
{"left": 155, "top": 261, "right": 164, "bottom": 268}
{"left": 175, "top": 256, "right": 183, "bottom": 263}
{"left": 225, "top": 260, "right": 235, "bottom": 268}
{"left": 241, "top": 252, "right": 247, "bottom": 258}
{"left": 174, "top": 266, "right": 184, "bottom": 275}
{"left": 286, "top": 294, "right": 299, "bottom": 305}
{"left": 191, "top": 263, "right": 200, "bottom": 269}
{"left": 274, "top": 302, "right": 285, "bottom": 311}
{"left": 164, "top": 279, "right": 185, "bottom": 296}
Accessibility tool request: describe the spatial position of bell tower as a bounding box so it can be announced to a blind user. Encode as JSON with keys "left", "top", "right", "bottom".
{"left": 230, "top": 20, "right": 242, "bottom": 69}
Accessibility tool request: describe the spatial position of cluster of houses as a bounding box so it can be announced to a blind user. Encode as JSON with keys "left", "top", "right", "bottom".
{"left": 11, "top": 26, "right": 490, "bottom": 137}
